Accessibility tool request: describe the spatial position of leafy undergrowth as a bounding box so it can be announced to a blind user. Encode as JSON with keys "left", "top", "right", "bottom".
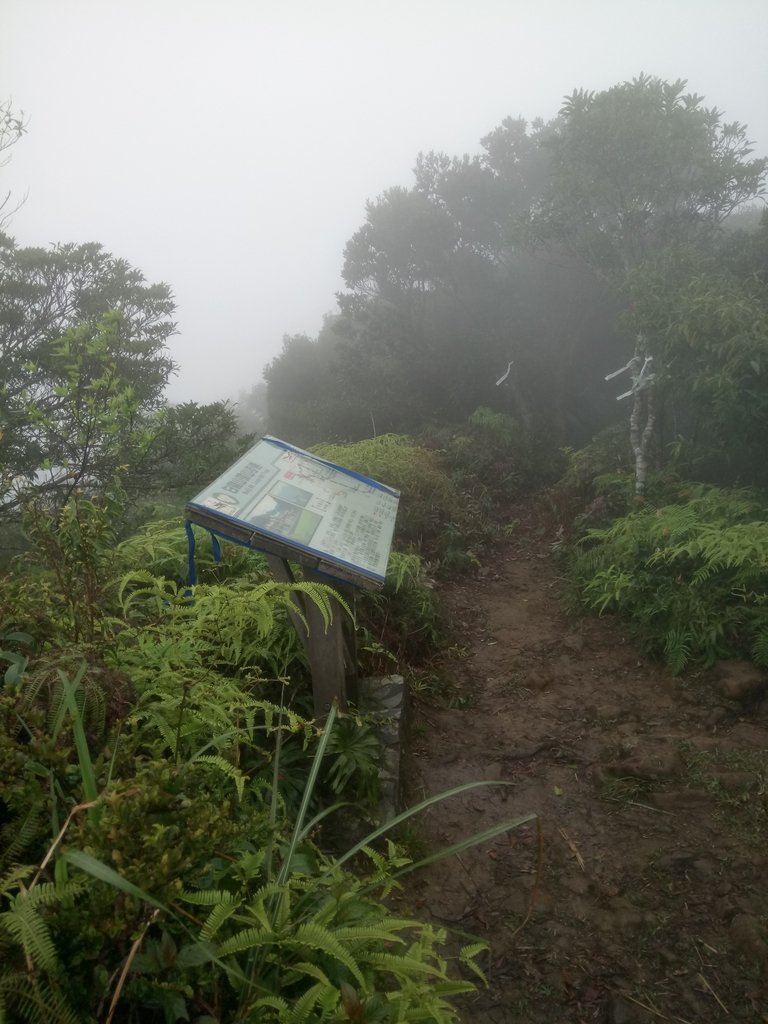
{"left": 0, "top": 473, "right": 535, "bottom": 1022}
{"left": 567, "top": 482, "right": 768, "bottom": 672}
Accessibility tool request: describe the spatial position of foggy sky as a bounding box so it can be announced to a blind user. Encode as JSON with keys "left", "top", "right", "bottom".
{"left": 2, "top": 0, "right": 767, "bottom": 407}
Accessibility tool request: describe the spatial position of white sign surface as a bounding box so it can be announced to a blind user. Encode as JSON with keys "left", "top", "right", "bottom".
{"left": 187, "top": 436, "right": 400, "bottom": 585}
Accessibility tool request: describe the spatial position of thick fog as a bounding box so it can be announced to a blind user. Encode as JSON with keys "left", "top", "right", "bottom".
{"left": 2, "top": 0, "right": 767, "bottom": 405}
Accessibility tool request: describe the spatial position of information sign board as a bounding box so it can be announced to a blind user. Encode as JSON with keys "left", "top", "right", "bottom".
{"left": 185, "top": 436, "right": 400, "bottom": 589}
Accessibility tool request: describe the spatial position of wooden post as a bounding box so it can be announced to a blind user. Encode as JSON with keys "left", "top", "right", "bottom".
{"left": 266, "top": 556, "right": 357, "bottom": 718}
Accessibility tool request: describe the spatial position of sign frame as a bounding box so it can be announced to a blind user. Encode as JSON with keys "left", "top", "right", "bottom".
{"left": 184, "top": 436, "right": 400, "bottom": 717}
{"left": 185, "top": 435, "right": 400, "bottom": 591}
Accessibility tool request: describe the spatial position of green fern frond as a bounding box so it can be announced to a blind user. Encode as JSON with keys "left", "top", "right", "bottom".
{"left": 0, "top": 974, "right": 82, "bottom": 1024}
{"left": 0, "top": 867, "right": 34, "bottom": 897}
{"left": 192, "top": 755, "right": 246, "bottom": 801}
{"left": 289, "top": 921, "right": 364, "bottom": 985}
{"left": 200, "top": 901, "right": 240, "bottom": 941}
{"left": 362, "top": 950, "right": 444, "bottom": 979}
{"left": 288, "top": 980, "right": 331, "bottom": 1023}
{"left": 751, "top": 628, "right": 768, "bottom": 668}
{"left": 0, "top": 896, "right": 59, "bottom": 972}
{"left": 0, "top": 812, "right": 44, "bottom": 871}
{"left": 252, "top": 995, "right": 290, "bottom": 1014}
{"left": 179, "top": 887, "right": 239, "bottom": 907}
{"left": 216, "top": 926, "right": 277, "bottom": 958}
{"left": 283, "top": 961, "right": 332, "bottom": 988}
{"left": 460, "top": 941, "right": 489, "bottom": 985}
{"left": 663, "top": 629, "right": 692, "bottom": 674}
{"left": 332, "top": 925, "right": 406, "bottom": 944}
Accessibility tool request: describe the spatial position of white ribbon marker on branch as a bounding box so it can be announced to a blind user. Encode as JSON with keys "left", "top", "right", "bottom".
{"left": 495, "top": 361, "right": 513, "bottom": 386}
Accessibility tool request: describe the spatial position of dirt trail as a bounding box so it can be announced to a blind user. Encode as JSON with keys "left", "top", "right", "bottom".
{"left": 401, "top": 501, "right": 768, "bottom": 1023}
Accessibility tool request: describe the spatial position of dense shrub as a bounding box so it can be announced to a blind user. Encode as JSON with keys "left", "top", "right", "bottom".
{"left": 0, "top": 481, "right": 515, "bottom": 1022}
{"left": 430, "top": 407, "right": 555, "bottom": 505}
{"left": 569, "top": 485, "right": 768, "bottom": 672}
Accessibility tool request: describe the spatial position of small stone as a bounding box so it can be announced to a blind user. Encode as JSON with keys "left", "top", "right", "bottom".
{"left": 650, "top": 789, "right": 712, "bottom": 810}
{"left": 717, "top": 660, "right": 767, "bottom": 703}
{"left": 713, "top": 770, "right": 758, "bottom": 792}
{"left": 620, "top": 741, "right": 680, "bottom": 780}
{"left": 526, "top": 669, "right": 550, "bottom": 691}
{"left": 563, "top": 634, "right": 584, "bottom": 653}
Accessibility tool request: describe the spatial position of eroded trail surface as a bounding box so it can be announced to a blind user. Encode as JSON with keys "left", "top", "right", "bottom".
{"left": 401, "top": 501, "right": 768, "bottom": 1023}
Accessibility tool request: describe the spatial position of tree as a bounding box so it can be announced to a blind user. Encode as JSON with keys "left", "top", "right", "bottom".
{"left": 151, "top": 400, "right": 253, "bottom": 492}
{"left": 538, "top": 75, "right": 768, "bottom": 491}
{"left": 625, "top": 242, "right": 768, "bottom": 486}
{"left": 1, "top": 239, "right": 176, "bottom": 510}
{"left": 539, "top": 75, "right": 767, "bottom": 274}
{"left": 0, "top": 100, "right": 25, "bottom": 231}
{"left": 334, "top": 121, "right": 621, "bottom": 440}
{"left": 235, "top": 380, "right": 268, "bottom": 438}
{"left": 1, "top": 313, "right": 160, "bottom": 518}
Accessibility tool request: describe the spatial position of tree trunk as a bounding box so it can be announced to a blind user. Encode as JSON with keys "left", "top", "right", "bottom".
{"left": 628, "top": 335, "right": 656, "bottom": 495}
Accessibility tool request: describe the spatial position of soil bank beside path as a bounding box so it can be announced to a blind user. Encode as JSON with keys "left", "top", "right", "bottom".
{"left": 399, "top": 499, "right": 768, "bottom": 1023}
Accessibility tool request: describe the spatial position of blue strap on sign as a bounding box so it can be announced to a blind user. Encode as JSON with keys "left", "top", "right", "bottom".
{"left": 185, "top": 520, "right": 197, "bottom": 586}
{"left": 186, "top": 522, "right": 224, "bottom": 587}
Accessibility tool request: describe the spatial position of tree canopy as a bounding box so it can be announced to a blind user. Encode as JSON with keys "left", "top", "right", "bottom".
{"left": 263, "top": 74, "right": 768, "bottom": 489}
{"left": 0, "top": 237, "right": 177, "bottom": 509}
{"left": 538, "top": 74, "right": 767, "bottom": 273}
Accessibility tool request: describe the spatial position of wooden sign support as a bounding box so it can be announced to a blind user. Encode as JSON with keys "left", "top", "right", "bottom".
{"left": 266, "top": 556, "right": 357, "bottom": 717}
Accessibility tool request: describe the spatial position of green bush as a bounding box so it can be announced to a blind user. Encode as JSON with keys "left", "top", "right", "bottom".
{"left": 570, "top": 485, "right": 768, "bottom": 672}
{"left": 432, "top": 407, "right": 548, "bottom": 505}
{"left": 0, "top": 675, "right": 517, "bottom": 1023}
{"left": 358, "top": 551, "right": 443, "bottom": 671}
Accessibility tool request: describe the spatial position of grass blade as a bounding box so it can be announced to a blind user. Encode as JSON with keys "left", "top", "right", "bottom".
{"left": 329, "top": 780, "right": 515, "bottom": 874}
{"left": 64, "top": 849, "right": 168, "bottom": 912}
{"left": 58, "top": 664, "right": 99, "bottom": 804}
{"left": 392, "top": 814, "right": 537, "bottom": 877}
{"left": 277, "top": 702, "right": 338, "bottom": 885}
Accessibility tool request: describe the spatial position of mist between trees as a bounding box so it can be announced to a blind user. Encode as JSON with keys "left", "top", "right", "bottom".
{"left": 2, "top": 74, "right": 768, "bottom": 527}
{"left": 1, "top": 76, "right": 768, "bottom": 1024}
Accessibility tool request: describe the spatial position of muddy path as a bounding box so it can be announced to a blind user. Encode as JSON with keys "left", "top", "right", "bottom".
{"left": 399, "top": 500, "right": 768, "bottom": 1023}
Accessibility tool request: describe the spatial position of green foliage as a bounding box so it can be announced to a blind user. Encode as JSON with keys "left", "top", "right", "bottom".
{"left": 9, "top": 480, "right": 125, "bottom": 644}
{"left": 359, "top": 552, "right": 443, "bottom": 670}
{"left": 0, "top": 628, "right": 33, "bottom": 688}
{"left": 2, "top": 244, "right": 174, "bottom": 514}
{"left": 556, "top": 426, "right": 633, "bottom": 503}
{"left": 0, "top": 470, "right": 503, "bottom": 1021}
{"left": 150, "top": 399, "right": 254, "bottom": 492}
{"left": 0, "top": 865, "right": 85, "bottom": 1024}
{"left": 624, "top": 245, "right": 768, "bottom": 486}
{"left": 313, "top": 435, "right": 462, "bottom": 560}
{"left": 0, "top": 671, "right": 519, "bottom": 1024}
{"left": 430, "top": 407, "right": 553, "bottom": 505}
{"left": 115, "top": 516, "right": 269, "bottom": 585}
{"left": 570, "top": 486, "right": 768, "bottom": 670}
{"left": 540, "top": 74, "right": 767, "bottom": 273}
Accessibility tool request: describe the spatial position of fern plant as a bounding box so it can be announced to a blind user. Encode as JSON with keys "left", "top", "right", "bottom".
{"left": 0, "top": 866, "right": 86, "bottom": 1024}
{"left": 60, "top": 704, "right": 535, "bottom": 1024}
{"left": 571, "top": 486, "right": 768, "bottom": 671}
